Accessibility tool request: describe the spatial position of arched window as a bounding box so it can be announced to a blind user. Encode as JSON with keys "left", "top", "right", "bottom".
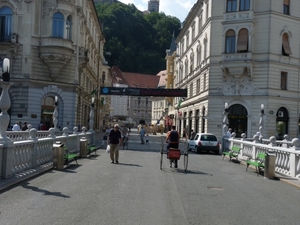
{"left": 52, "top": 12, "right": 64, "bottom": 38}
{"left": 185, "top": 59, "right": 188, "bottom": 75}
{"left": 237, "top": 28, "right": 248, "bottom": 52}
{"left": 282, "top": 33, "right": 292, "bottom": 56}
{"left": 227, "top": 0, "right": 237, "bottom": 12}
{"left": 190, "top": 51, "right": 194, "bottom": 72}
{"left": 0, "top": 7, "right": 12, "bottom": 42}
{"left": 66, "top": 15, "right": 72, "bottom": 40}
{"left": 225, "top": 29, "right": 236, "bottom": 53}
{"left": 197, "top": 45, "right": 201, "bottom": 66}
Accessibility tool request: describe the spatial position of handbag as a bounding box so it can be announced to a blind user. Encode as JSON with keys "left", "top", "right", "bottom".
{"left": 106, "top": 145, "right": 110, "bottom": 154}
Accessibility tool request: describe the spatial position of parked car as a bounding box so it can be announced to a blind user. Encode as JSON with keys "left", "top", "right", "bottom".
{"left": 188, "top": 133, "right": 220, "bottom": 154}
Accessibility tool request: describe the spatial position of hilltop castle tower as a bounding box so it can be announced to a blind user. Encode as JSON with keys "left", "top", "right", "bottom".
{"left": 148, "top": 0, "right": 159, "bottom": 13}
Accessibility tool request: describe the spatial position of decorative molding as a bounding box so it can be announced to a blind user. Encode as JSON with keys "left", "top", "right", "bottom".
{"left": 40, "top": 53, "right": 72, "bottom": 81}
{"left": 42, "top": 0, "right": 57, "bottom": 18}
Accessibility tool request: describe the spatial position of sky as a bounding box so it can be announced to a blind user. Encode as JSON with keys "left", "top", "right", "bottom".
{"left": 118, "top": 0, "right": 196, "bottom": 22}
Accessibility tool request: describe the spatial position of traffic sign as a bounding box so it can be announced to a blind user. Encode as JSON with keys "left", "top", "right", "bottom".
{"left": 100, "top": 87, "right": 187, "bottom": 97}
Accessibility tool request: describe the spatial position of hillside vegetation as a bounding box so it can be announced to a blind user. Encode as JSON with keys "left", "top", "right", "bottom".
{"left": 96, "top": 2, "right": 181, "bottom": 74}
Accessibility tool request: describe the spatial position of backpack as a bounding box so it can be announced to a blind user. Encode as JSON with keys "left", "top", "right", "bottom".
{"left": 169, "top": 130, "right": 179, "bottom": 142}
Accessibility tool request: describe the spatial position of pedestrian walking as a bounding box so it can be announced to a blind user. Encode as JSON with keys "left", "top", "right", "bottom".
{"left": 226, "top": 128, "right": 232, "bottom": 138}
{"left": 145, "top": 134, "right": 149, "bottom": 145}
{"left": 102, "top": 126, "right": 110, "bottom": 147}
{"left": 21, "top": 121, "right": 28, "bottom": 131}
{"left": 12, "top": 121, "right": 21, "bottom": 131}
{"left": 107, "top": 124, "right": 122, "bottom": 164}
{"left": 139, "top": 126, "right": 146, "bottom": 144}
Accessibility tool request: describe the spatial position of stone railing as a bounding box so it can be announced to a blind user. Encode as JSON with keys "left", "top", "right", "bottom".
{"left": 0, "top": 127, "right": 93, "bottom": 179}
{"left": 223, "top": 135, "right": 300, "bottom": 178}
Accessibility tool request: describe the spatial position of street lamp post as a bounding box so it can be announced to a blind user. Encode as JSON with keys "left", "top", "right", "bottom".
{"left": 89, "top": 97, "right": 95, "bottom": 132}
{"left": 53, "top": 96, "right": 58, "bottom": 130}
{"left": 89, "top": 97, "right": 95, "bottom": 145}
{"left": 223, "top": 102, "right": 229, "bottom": 137}
{"left": 258, "top": 104, "right": 264, "bottom": 140}
{"left": 0, "top": 58, "right": 12, "bottom": 142}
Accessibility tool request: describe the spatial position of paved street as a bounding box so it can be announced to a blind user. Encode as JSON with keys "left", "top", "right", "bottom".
{"left": 0, "top": 129, "right": 300, "bottom": 225}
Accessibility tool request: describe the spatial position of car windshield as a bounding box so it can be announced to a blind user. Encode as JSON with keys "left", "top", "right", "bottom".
{"left": 201, "top": 135, "right": 217, "bottom": 141}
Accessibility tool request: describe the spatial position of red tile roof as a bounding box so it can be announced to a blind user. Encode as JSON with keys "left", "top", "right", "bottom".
{"left": 109, "top": 66, "right": 160, "bottom": 88}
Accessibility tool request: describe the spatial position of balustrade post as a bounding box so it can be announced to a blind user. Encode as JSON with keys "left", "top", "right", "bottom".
{"left": 290, "top": 138, "right": 300, "bottom": 177}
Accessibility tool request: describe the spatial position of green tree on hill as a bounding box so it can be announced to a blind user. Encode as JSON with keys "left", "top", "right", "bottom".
{"left": 95, "top": 2, "right": 181, "bottom": 74}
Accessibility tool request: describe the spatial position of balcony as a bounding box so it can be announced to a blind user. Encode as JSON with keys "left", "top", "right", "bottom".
{"left": 223, "top": 11, "right": 254, "bottom": 23}
{"left": 39, "top": 37, "right": 74, "bottom": 81}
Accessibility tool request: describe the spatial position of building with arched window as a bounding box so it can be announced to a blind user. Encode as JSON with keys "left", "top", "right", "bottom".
{"left": 173, "top": 0, "right": 300, "bottom": 140}
{"left": 0, "top": 1, "right": 110, "bottom": 131}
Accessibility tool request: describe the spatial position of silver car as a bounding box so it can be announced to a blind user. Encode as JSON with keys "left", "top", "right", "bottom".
{"left": 188, "top": 133, "right": 220, "bottom": 154}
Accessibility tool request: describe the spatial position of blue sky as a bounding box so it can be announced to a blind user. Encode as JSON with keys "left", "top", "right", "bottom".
{"left": 118, "top": 0, "right": 196, "bottom": 22}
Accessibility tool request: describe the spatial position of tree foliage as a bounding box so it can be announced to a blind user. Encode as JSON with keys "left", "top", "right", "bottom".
{"left": 95, "top": 2, "right": 181, "bottom": 74}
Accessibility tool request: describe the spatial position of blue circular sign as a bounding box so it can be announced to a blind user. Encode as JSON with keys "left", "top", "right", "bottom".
{"left": 102, "top": 87, "right": 109, "bottom": 94}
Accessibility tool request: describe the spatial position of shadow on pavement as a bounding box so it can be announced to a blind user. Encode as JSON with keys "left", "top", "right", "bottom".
{"left": 160, "top": 168, "right": 213, "bottom": 176}
{"left": 114, "top": 163, "right": 142, "bottom": 167}
{"left": 21, "top": 182, "right": 70, "bottom": 198}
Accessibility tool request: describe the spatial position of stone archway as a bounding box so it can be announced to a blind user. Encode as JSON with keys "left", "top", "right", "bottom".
{"left": 227, "top": 104, "right": 248, "bottom": 138}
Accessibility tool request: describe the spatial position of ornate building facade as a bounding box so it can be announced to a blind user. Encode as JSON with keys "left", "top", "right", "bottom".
{"left": 174, "top": 0, "right": 300, "bottom": 140}
{"left": 0, "top": 0, "right": 109, "bottom": 131}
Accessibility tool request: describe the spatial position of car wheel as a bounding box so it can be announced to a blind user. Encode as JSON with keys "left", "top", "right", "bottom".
{"left": 196, "top": 147, "right": 200, "bottom": 154}
{"left": 215, "top": 150, "right": 219, "bottom": 155}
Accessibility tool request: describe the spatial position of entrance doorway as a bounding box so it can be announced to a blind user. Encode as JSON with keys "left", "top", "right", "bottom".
{"left": 276, "top": 107, "right": 289, "bottom": 140}
{"left": 227, "top": 104, "right": 248, "bottom": 138}
{"left": 41, "top": 96, "right": 55, "bottom": 130}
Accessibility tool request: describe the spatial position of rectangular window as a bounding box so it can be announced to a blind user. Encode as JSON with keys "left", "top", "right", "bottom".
{"left": 240, "top": 0, "right": 250, "bottom": 11}
{"left": 283, "top": 0, "right": 290, "bottom": 15}
{"left": 192, "top": 24, "right": 195, "bottom": 40}
{"left": 227, "top": 0, "right": 237, "bottom": 12}
{"left": 186, "top": 32, "right": 189, "bottom": 48}
{"left": 196, "top": 79, "right": 200, "bottom": 93}
{"left": 102, "top": 72, "right": 106, "bottom": 85}
{"left": 281, "top": 72, "right": 287, "bottom": 90}
{"left": 198, "top": 15, "right": 202, "bottom": 34}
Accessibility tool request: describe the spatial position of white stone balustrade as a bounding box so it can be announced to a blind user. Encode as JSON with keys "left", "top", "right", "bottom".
{"left": 225, "top": 137, "right": 300, "bottom": 179}
{"left": 0, "top": 128, "right": 93, "bottom": 179}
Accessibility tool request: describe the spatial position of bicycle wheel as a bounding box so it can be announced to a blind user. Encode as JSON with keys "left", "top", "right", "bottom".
{"left": 183, "top": 153, "right": 188, "bottom": 172}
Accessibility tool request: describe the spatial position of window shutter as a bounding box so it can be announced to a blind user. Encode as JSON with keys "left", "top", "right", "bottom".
{"left": 237, "top": 29, "right": 248, "bottom": 51}
{"left": 282, "top": 34, "right": 292, "bottom": 55}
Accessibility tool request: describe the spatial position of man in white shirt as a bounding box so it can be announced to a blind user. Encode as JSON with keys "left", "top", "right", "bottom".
{"left": 12, "top": 121, "right": 21, "bottom": 131}
{"left": 226, "top": 128, "right": 232, "bottom": 138}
